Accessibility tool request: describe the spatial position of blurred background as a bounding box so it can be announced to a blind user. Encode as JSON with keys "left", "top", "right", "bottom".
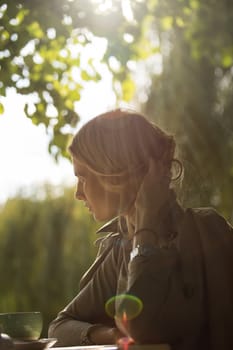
{"left": 0, "top": 0, "right": 233, "bottom": 336}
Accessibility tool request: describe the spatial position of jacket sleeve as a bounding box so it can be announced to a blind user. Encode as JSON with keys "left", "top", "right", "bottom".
{"left": 118, "top": 209, "right": 207, "bottom": 345}
{"left": 48, "top": 234, "right": 120, "bottom": 346}
{"left": 192, "top": 208, "right": 233, "bottom": 350}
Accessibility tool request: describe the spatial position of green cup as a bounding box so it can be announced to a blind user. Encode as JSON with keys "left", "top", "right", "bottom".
{"left": 0, "top": 312, "right": 43, "bottom": 341}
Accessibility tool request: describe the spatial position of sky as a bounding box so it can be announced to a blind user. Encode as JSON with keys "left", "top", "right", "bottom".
{"left": 0, "top": 75, "right": 116, "bottom": 205}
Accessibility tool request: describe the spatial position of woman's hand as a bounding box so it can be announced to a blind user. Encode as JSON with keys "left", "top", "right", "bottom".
{"left": 114, "top": 316, "right": 134, "bottom": 345}
{"left": 134, "top": 158, "right": 171, "bottom": 231}
{"left": 88, "top": 325, "right": 124, "bottom": 345}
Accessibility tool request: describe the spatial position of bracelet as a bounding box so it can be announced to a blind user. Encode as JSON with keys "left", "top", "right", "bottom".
{"left": 134, "top": 228, "right": 157, "bottom": 236}
{"left": 80, "top": 326, "right": 95, "bottom": 345}
{"left": 80, "top": 324, "right": 102, "bottom": 345}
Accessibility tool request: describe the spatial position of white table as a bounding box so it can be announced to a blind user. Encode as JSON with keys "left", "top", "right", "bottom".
{"left": 51, "top": 345, "right": 171, "bottom": 350}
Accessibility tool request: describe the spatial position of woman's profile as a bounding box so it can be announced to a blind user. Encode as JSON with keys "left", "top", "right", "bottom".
{"left": 48, "top": 109, "right": 233, "bottom": 350}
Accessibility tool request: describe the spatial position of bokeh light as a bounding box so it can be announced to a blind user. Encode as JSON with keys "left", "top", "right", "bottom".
{"left": 105, "top": 294, "right": 143, "bottom": 321}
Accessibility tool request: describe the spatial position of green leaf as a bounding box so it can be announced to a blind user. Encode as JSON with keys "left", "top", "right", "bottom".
{"left": 148, "top": 0, "right": 158, "bottom": 11}
{"left": 189, "top": 0, "right": 200, "bottom": 10}
{"left": 27, "top": 22, "right": 44, "bottom": 39}
{"left": 122, "top": 77, "right": 135, "bottom": 102}
{"left": 161, "top": 16, "right": 174, "bottom": 30}
{"left": 1, "top": 30, "right": 10, "bottom": 41}
{"left": 16, "top": 9, "right": 30, "bottom": 25}
{"left": 0, "top": 102, "right": 4, "bottom": 114}
{"left": 65, "top": 99, "right": 73, "bottom": 109}
{"left": 222, "top": 55, "right": 233, "bottom": 68}
{"left": 81, "top": 70, "right": 92, "bottom": 81}
{"left": 69, "top": 90, "right": 81, "bottom": 101}
{"left": 183, "top": 7, "right": 192, "bottom": 16}
{"left": 221, "top": 48, "right": 233, "bottom": 68}
{"left": 176, "top": 17, "right": 185, "bottom": 28}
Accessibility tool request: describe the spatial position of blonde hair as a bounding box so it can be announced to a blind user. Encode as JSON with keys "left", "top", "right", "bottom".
{"left": 69, "top": 109, "right": 177, "bottom": 190}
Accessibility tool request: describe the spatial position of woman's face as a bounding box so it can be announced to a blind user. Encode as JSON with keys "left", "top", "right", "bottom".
{"left": 72, "top": 158, "right": 126, "bottom": 222}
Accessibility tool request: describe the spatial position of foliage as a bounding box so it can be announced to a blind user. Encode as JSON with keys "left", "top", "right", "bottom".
{"left": 139, "top": 0, "right": 233, "bottom": 219}
{"left": 0, "top": 187, "right": 100, "bottom": 336}
{"left": 1, "top": 0, "right": 233, "bottom": 158}
{"left": 0, "top": 0, "right": 144, "bottom": 159}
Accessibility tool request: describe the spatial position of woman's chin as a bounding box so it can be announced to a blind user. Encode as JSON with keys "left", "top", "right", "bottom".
{"left": 93, "top": 211, "right": 117, "bottom": 223}
{"left": 92, "top": 212, "right": 104, "bottom": 222}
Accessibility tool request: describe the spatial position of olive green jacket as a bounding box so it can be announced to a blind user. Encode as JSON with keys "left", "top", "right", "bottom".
{"left": 48, "top": 204, "right": 233, "bottom": 350}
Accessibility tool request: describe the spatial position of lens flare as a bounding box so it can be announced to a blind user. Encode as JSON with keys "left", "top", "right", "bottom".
{"left": 117, "top": 336, "right": 134, "bottom": 350}
{"left": 105, "top": 294, "right": 143, "bottom": 320}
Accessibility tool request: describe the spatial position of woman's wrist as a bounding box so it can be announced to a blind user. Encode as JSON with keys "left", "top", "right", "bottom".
{"left": 135, "top": 199, "right": 173, "bottom": 235}
{"left": 80, "top": 324, "right": 99, "bottom": 345}
{"left": 88, "top": 325, "right": 122, "bottom": 345}
{"left": 135, "top": 190, "right": 175, "bottom": 229}
{"left": 135, "top": 207, "right": 161, "bottom": 230}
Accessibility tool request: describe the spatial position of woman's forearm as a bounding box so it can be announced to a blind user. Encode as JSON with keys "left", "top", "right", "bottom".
{"left": 48, "top": 314, "right": 93, "bottom": 346}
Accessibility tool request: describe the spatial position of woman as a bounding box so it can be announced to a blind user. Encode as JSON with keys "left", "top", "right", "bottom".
{"left": 48, "top": 109, "right": 233, "bottom": 350}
